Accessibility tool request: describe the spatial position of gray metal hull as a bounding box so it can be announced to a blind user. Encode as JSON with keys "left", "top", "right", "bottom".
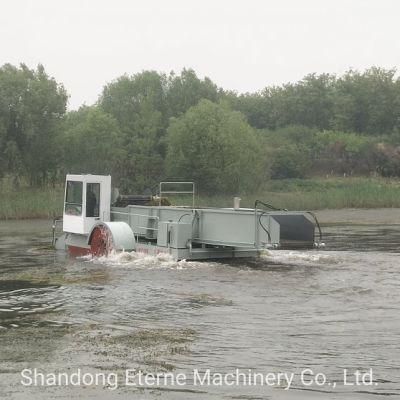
{"left": 107, "top": 205, "right": 317, "bottom": 260}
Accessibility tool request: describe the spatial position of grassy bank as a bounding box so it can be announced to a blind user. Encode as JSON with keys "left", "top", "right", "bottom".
{"left": 0, "top": 186, "right": 63, "bottom": 220}
{"left": 195, "top": 177, "right": 400, "bottom": 210}
{"left": 2, "top": 177, "right": 400, "bottom": 220}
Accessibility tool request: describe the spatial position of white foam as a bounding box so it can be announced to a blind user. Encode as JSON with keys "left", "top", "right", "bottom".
{"left": 87, "top": 250, "right": 200, "bottom": 270}
{"left": 83, "top": 248, "right": 339, "bottom": 269}
{"left": 261, "top": 250, "right": 339, "bottom": 265}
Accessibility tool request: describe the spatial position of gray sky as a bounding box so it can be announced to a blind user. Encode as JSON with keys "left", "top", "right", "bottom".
{"left": 1, "top": 0, "right": 400, "bottom": 110}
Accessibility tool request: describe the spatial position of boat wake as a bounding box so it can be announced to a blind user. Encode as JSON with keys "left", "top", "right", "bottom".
{"left": 79, "top": 248, "right": 342, "bottom": 272}
{"left": 81, "top": 250, "right": 206, "bottom": 270}
{"left": 260, "top": 249, "right": 340, "bottom": 266}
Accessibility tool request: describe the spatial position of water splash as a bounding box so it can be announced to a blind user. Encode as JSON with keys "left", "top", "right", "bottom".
{"left": 85, "top": 250, "right": 204, "bottom": 270}
{"left": 261, "top": 249, "right": 340, "bottom": 266}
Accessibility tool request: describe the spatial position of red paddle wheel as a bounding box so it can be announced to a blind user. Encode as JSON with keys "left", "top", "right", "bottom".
{"left": 90, "top": 225, "right": 114, "bottom": 256}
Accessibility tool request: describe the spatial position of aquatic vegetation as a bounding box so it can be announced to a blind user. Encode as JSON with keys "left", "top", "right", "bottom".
{"left": 1, "top": 269, "right": 111, "bottom": 287}
{"left": 73, "top": 326, "right": 196, "bottom": 374}
{"left": 181, "top": 293, "right": 234, "bottom": 307}
{"left": 2, "top": 177, "right": 400, "bottom": 220}
{"left": 0, "top": 324, "right": 76, "bottom": 363}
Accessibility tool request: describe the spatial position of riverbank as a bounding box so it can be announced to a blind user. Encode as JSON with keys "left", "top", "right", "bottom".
{"left": 0, "top": 187, "right": 63, "bottom": 220}
{"left": 2, "top": 177, "right": 400, "bottom": 220}
{"left": 196, "top": 177, "right": 400, "bottom": 210}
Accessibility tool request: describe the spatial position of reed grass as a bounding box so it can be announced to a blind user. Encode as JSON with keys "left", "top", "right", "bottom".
{"left": 1, "top": 177, "right": 400, "bottom": 219}
{"left": 194, "top": 177, "right": 400, "bottom": 210}
{"left": 0, "top": 186, "right": 63, "bottom": 220}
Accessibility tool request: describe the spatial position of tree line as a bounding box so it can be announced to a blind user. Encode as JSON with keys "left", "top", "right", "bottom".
{"left": 1, "top": 63, "right": 400, "bottom": 194}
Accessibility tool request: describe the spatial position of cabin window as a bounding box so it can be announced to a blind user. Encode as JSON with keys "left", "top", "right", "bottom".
{"left": 86, "top": 183, "right": 100, "bottom": 217}
{"left": 65, "top": 181, "right": 83, "bottom": 216}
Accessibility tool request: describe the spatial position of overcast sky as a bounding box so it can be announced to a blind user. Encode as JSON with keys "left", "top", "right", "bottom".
{"left": 1, "top": 0, "right": 400, "bottom": 110}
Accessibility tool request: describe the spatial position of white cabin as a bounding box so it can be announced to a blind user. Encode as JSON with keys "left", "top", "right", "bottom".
{"left": 62, "top": 174, "right": 111, "bottom": 234}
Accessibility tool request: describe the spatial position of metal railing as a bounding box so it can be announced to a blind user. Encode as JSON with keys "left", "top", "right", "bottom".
{"left": 159, "top": 181, "right": 195, "bottom": 208}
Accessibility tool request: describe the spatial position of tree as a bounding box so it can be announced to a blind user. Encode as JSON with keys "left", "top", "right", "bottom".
{"left": 61, "top": 106, "right": 124, "bottom": 179}
{"left": 166, "top": 99, "right": 266, "bottom": 194}
{"left": 332, "top": 67, "right": 400, "bottom": 135}
{"left": 166, "top": 68, "right": 219, "bottom": 117}
{"left": 269, "top": 145, "right": 311, "bottom": 179}
{"left": 262, "top": 73, "right": 336, "bottom": 130}
{"left": 223, "top": 90, "right": 274, "bottom": 130}
{"left": 100, "top": 71, "right": 167, "bottom": 191}
{"left": 262, "top": 126, "right": 316, "bottom": 179}
{"left": 0, "top": 63, "right": 67, "bottom": 185}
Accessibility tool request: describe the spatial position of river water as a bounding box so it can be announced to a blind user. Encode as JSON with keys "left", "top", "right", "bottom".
{"left": 0, "top": 214, "right": 399, "bottom": 399}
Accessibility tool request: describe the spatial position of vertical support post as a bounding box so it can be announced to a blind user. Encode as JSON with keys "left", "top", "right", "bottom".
{"left": 254, "top": 205, "right": 259, "bottom": 249}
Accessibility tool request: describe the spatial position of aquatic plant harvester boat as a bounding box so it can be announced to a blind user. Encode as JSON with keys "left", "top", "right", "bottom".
{"left": 53, "top": 174, "right": 323, "bottom": 260}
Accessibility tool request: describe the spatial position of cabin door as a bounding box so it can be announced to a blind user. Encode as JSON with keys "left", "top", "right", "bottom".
{"left": 84, "top": 182, "right": 101, "bottom": 232}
